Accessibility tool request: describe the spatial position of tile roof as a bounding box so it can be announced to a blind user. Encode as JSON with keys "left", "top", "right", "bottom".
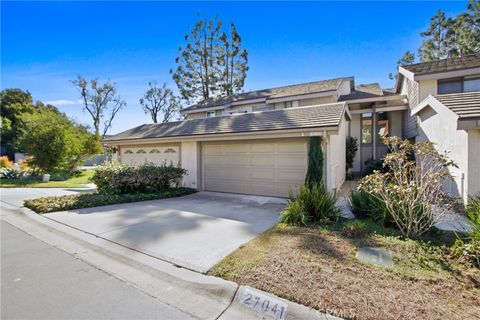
{"left": 104, "top": 103, "right": 347, "bottom": 142}
{"left": 435, "top": 91, "right": 480, "bottom": 119}
{"left": 338, "top": 83, "right": 384, "bottom": 101}
{"left": 182, "top": 77, "right": 351, "bottom": 112}
{"left": 401, "top": 53, "right": 480, "bottom": 76}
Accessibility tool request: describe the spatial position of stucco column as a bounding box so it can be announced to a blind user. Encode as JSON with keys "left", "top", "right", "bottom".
{"left": 181, "top": 141, "right": 199, "bottom": 189}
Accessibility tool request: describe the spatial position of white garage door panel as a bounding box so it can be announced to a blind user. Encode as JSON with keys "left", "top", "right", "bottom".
{"left": 203, "top": 139, "right": 307, "bottom": 197}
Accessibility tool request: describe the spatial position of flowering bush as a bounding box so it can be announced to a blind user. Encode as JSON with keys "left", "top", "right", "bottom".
{"left": 0, "top": 156, "right": 13, "bottom": 169}
{"left": 92, "top": 162, "right": 187, "bottom": 195}
{"left": 358, "top": 137, "right": 455, "bottom": 238}
{"left": 18, "top": 156, "right": 34, "bottom": 172}
{"left": 0, "top": 167, "right": 21, "bottom": 179}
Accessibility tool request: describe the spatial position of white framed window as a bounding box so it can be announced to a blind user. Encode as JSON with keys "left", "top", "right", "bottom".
{"left": 285, "top": 101, "right": 293, "bottom": 108}
{"left": 206, "top": 111, "right": 216, "bottom": 118}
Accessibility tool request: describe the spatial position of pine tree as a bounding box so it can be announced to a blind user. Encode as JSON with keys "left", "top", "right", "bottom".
{"left": 418, "top": 10, "right": 450, "bottom": 61}
{"left": 171, "top": 15, "right": 249, "bottom": 103}
{"left": 171, "top": 14, "right": 223, "bottom": 103}
{"left": 418, "top": 1, "right": 480, "bottom": 62}
{"left": 218, "top": 22, "right": 249, "bottom": 96}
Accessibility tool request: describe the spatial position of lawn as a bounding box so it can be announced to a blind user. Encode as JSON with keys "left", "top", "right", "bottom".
{"left": 209, "top": 222, "right": 480, "bottom": 320}
{"left": 0, "top": 170, "right": 94, "bottom": 188}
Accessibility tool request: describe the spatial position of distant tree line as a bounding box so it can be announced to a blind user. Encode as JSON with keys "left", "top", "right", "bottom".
{"left": 390, "top": 0, "right": 479, "bottom": 78}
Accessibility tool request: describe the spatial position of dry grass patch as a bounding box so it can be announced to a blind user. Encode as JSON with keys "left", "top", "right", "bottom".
{"left": 209, "top": 223, "right": 480, "bottom": 320}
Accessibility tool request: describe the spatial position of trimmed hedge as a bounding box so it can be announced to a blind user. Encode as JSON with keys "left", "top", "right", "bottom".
{"left": 25, "top": 188, "right": 196, "bottom": 214}
{"left": 92, "top": 162, "right": 187, "bottom": 195}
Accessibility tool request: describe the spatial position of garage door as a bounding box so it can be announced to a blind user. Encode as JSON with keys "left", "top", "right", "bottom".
{"left": 203, "top": 139, "right": 307, "bottom": 197}
{"left": 120, "top": 146, "right": 179, "bottom": 166}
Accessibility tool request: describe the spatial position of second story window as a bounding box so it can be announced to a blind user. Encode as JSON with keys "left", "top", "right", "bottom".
{"left": 438, "top": 76, "right": 480, "bottom": 94}
{"left": 206, "top": 111, "right": 216, "bottom": 118}
{"left": 465, "top": 77, "right": 480, "bottom": 92}
{"left": 438, "top": 78, "right": 463, "bottom": 94}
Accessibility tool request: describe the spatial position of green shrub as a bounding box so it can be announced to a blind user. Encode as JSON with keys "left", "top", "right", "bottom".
{"left": 282, "top": 183, "right": 340, "bottom": 226}
{"left": 346, "top": 136, "right": 358, "bottom": 179}
{"left": 349, "top": 189, "right": 390, "bottom": 225}
{"left": 279, "top": 200, "right": 308, "bottom": 226}
{"left": 342, "top": 220, "right": 367, "bottom": 238}
{"left": 305, "top": 136, "right": 323, "bottom": 187}
{"left": 451, "top": 195, "right": 480, "bottom": 268}
{"left": 24, "top": 188, "right": 196, "bottom": 213}
{"left": 358, "top": 137, "right": 454, "bottom": 238}
{"left": 92, "top": 162, "right": 187, "bottom": 194}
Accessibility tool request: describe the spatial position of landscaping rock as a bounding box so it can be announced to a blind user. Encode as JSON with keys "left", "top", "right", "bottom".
{"left": 356, "top": 246, "right": 393, "bottom": 268}
{"left": 336, "top": 197, "right": 355, "bottom": 220}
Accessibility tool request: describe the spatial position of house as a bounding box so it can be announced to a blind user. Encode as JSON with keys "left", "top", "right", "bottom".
{"left": 103, "top": 53, "right": 479, "bottom": 200}
{"left": 103, "top": 77, "right": 409, "bottom": 198}
{"left": 396, "top": 53, "right": 480, "bottom": 202}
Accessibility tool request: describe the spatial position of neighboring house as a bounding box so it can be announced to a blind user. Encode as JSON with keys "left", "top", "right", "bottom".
{"left": 397, "top": 53, "right": 480, "bottom": 202}
{"left": 103, "top": 53, "right": 479, "bottom": 200}
{"left": 103, "top": 77, "right": 408, "bottom": 197}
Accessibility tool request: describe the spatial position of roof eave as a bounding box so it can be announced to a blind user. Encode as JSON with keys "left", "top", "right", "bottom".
{"left": 102, "top": 125, "right": 341, "bottom": 145}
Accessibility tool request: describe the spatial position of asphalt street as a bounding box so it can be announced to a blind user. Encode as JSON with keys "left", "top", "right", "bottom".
{"left": 1, "top": 220, "right": 195, "bottom": 320}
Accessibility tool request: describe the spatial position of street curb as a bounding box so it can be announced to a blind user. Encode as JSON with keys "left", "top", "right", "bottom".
{"left": 220, "top": 286, "right": 342, "bottom": 320}
{"left": 2, "top": 207, "right": 237, "bottom": 320}
{"left": 2, "top": 203, "right": 342, "bottom": 320}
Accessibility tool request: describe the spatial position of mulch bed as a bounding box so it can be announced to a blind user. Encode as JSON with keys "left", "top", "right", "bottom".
{"left": 209, "top": 224, "right": 480, "bottom": 320}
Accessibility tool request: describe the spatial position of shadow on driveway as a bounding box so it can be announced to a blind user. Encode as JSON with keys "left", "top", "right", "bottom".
{"left": 46, "top": 192, "right": 285, "bottom": 272}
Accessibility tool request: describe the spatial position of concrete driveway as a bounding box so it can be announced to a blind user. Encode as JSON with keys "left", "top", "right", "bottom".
{"left": 45, "top": 192, "right": 285, "bottom": 272}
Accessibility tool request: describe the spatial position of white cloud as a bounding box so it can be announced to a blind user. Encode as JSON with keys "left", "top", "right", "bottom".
{"left": 44, "top": 99, "right": 82, "bottom": 106}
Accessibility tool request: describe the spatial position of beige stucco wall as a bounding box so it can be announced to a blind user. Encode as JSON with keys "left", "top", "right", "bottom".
{"left": 337, "top": 80, "right": 352, "bottom": 96}
{"left": 298, "top": 95, "right": 336, "bottom": 107}
{"left": 186, "top": 112, "right": 206, "bottom": 120}
{"left": 180, "top": 141, "right": 199, "bottom": 189}
{"left": 468, "top": 130, "right": 480, "bottom": 198}
{"left": 418, "top": 79, "right": 438, "bottom": 101}
{"left": 327, "top": 118, "right": 347, "bottom": 192}
{"left": 417, "top": 104, "right": 469, "bottom": 202}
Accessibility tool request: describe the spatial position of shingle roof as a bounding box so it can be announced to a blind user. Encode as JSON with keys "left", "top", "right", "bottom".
{"left": 435, "top": 91, "right": 480, "bottom": 119}
{"left": 338, "top": 83, "right": 383, "bottom": 101}
{"left": 182, "top": 77, "right": 351, "bottom": 112}
{"left": 104, "top": 103, "right": 347, "bottom": 142}
{"left": 401, "top": 53, "right": 480, "bottom": 76}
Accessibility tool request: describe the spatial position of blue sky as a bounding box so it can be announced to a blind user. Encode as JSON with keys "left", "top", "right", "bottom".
{"left": 1, "top": 1, "right": 467, "bottom": 134}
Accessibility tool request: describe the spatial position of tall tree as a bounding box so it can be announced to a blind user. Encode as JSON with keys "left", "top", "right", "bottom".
{"left": 0, "top": 89, "right": 60, "bottom": 158}
{"left": 217, "top": 22, "right": 249, "bottom": 96}
{"left": 418, "top": 1, "right": 480, "bottom": 62}
{"left": 139, "top": 81, "right": 180, "bottom": 123}
{"left": 171, "top": 14, "right": 223, "bottom": 103}
{"left": 71, "top": 76, "right": 126, "bottom": 138}
{"left": 418, "top": 10, "right": 450, "bottom": 61}
{"left": 449, "top": 0, "right": 480, "bottom": 56}
{"left": 171, "top": 14, "right": 249, "bottom": 103}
